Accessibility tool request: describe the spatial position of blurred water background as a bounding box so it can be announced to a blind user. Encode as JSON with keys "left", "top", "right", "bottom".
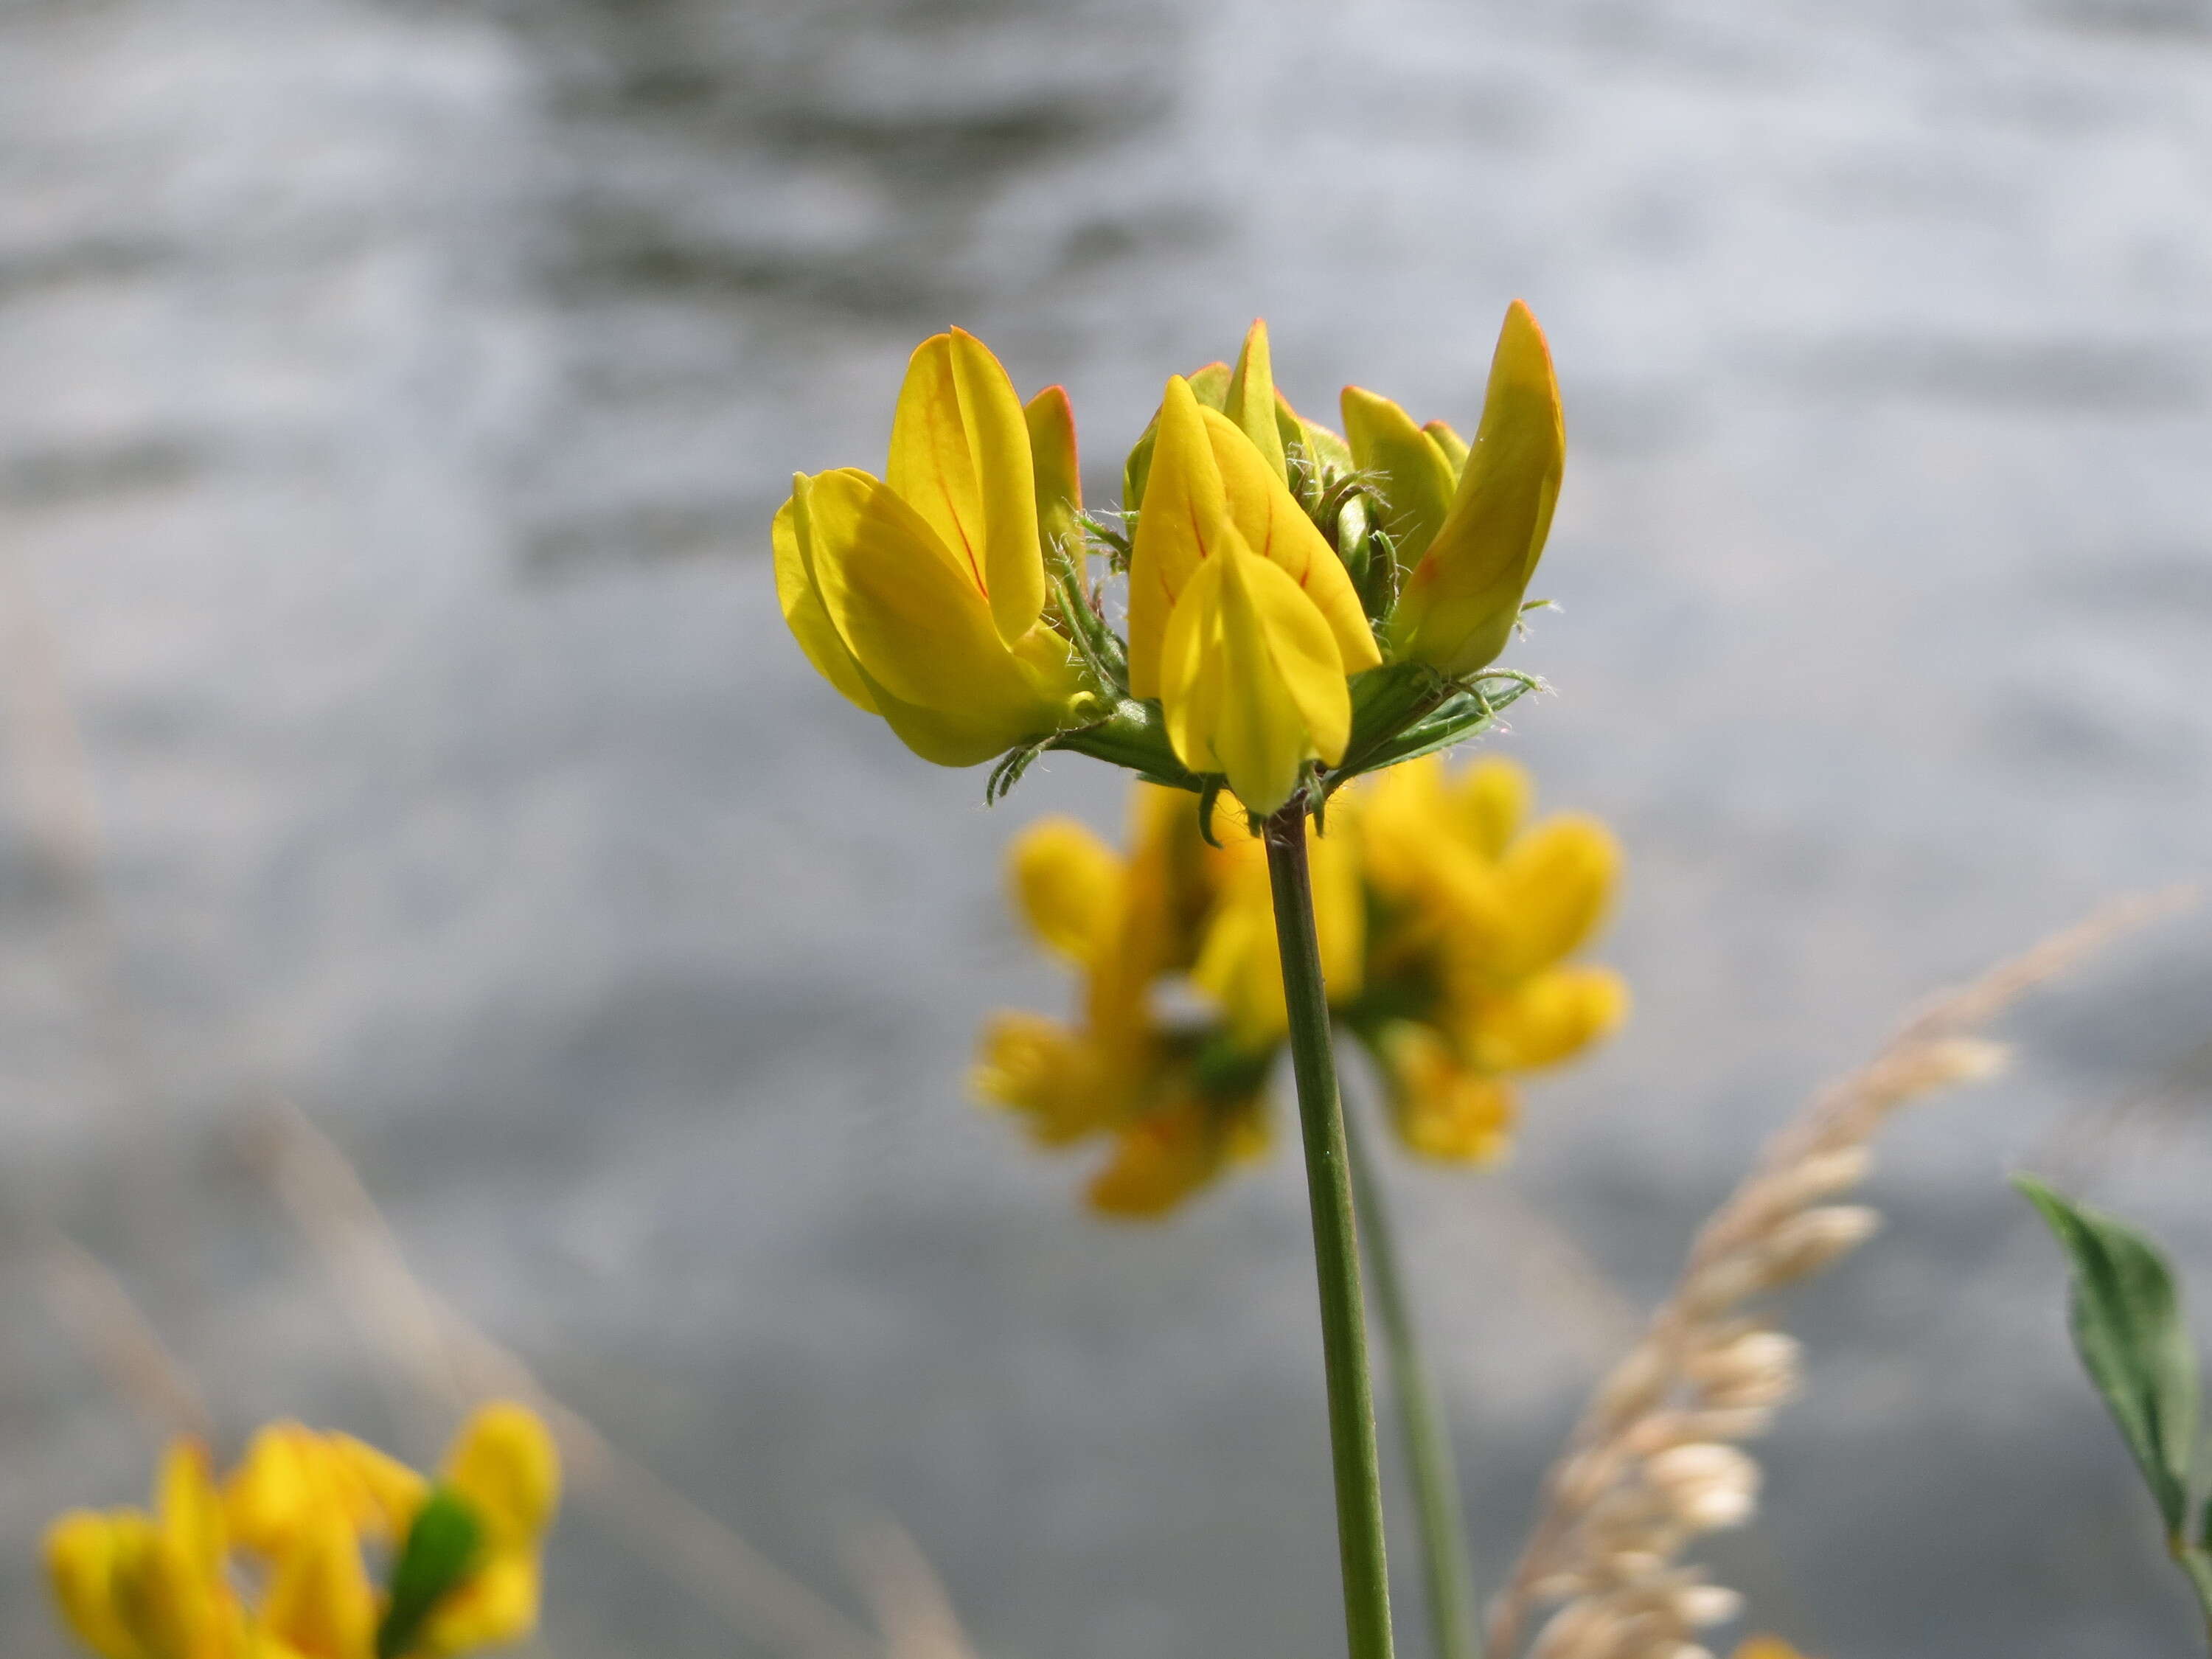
{"left": 3, "top": 0, "right": 2211, "bottom": 1654}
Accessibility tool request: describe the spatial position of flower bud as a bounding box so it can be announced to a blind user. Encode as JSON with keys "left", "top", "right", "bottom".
{"left": 1390, "top": 301, "right": 1565, "bottom": 677}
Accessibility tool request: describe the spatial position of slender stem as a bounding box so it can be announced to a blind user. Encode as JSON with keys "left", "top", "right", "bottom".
{"left": 2170, "top": 1538, "right": 2212, "bottom": 1652}
{"left": 1343, "top": 1105, "right": 1483, "bottom": 1659}
{"left": 1263, "top": 801, "right": 1397, "bottom": 1659}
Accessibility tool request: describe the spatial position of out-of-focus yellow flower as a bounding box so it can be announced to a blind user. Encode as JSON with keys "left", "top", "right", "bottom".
{"left": 46, "top": 1441, "right": 243, "bottom": 1659}
{"left": 1348, "top": 754, "right": 1626, "bottom": 1161}
{"left": 46, "top": 1404, "right": 560, "bottom": 1659}
{"left": 417, "top": 1405, "right": 561, "bottom": 1655}
{"left": 1367, "top": 1022, "right": 1518, "bottom": 1164}
{"left": 975, "top": 784, "right": 1244, "bottom": 1193}
{"left": 1374, "top": 302, "right": 1565, "bottom": 678}
{"left": 1734, "top": 1641, "right": 1817, "bottom": 1659}
{"left": 1191, "top": 811, "right": 1364, "bottom": 1049}
{"left": 1127, "top": 324, "right": 1383, "bottom": 813}
{"left": 775, "top": 329, "right": 1094, "bottom": 766}
{"left": 1086, "top": 1081, "right": 1270, "bottom": 1218}
{"left": 976, "top": 754, "right": 1624, "bottom": 1208}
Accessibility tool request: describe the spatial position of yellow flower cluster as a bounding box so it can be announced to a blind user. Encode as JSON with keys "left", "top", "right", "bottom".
{"left": 45, "top": 1403, "right": 559, "bottom": 1659}
{"left": 975, "top": 754, "right": 1626, "bottom": 1214}
{"left": 777, "top": 307, "right": 1565, "bottom": 816}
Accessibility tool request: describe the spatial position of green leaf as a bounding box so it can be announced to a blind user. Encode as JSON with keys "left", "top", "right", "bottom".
{"left": 2016, "top": 1174, "right": 2199, "bottom": 1536}
{"left": 375, "top": 1486, "right": 484, "bottom": 1659}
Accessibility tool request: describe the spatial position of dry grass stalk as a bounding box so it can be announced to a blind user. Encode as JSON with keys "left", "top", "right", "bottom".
{"left": 1484, "top": 891, "right": 2192, "bottom": 1659}
{"left": 0, "top": 546, "right": 198, "bottom": 1298}
{"left": 32, "top": 1230, "right": 212, "bottom": 1445}
{"left": 841, "top": 1516, "right": 983, "bottom": 1659}
{"left": 240, "top": 1096, "right": 912, "bottom": 1659}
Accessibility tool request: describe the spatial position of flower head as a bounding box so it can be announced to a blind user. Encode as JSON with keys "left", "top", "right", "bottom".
{"left": 975, "top": 754, "right": 1624, "bottom": 1213}
{"left": 46, "top": 1405, "right": 560, "bottom": 1659}
{"left": 775, "top": 306, "right": 1568, "bottom": 818}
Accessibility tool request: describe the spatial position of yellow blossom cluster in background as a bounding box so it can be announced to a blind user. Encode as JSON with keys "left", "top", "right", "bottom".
{"left": 975, "top": 753, "right": 1627, "bottom": 1215}
{"left": 45, "top": 1402, "right": 559, "bottom": 1659}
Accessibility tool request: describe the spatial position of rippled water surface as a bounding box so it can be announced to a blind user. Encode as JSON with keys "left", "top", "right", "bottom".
{"left": 4, "top": 1, "right": 2212, "bottom": 1655}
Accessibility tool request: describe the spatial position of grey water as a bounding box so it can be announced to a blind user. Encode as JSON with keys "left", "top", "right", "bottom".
{"left": 2, "top": 0, "right": 2211, "bottom": 1654}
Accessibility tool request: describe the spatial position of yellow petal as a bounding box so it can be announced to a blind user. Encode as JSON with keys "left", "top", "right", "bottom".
{"left": 1192, "top": 818, "right": 1361, "bottom": 1046}
{"left": 260, "top": 1510, "right": 375, "bottom": 1659}
{"left": 1198, "top": 405, "right": 1381, "bottom": 675}
{"left": 774, "top": 485, "right": 878, "bottom": 714}
{"left": 971, "top": 1013, "right": 1114, "bottom": 1144}
{"left": 1158, "top": 529, "right": 1349, "bottom": 814}
{"left": 799, "top": 469, "right": 1080, "bottom": 765}
{"left": 1375, "top": 1023, "right": 1518, "bottom": 1163}
{"left": 1023, "top": 384, "right": 1083, "bottom": 563}
{"left": 1449, "top": 756, "right": 1531, "bottom": 860}
{"left": 1121, "top": 361, "right": 1231, "bottom": 512}
{"left": 417, "top": 1552, "right": 540, "bottom": 1657}
{"left": 1422, "top": 419, "right": 1469, "bottom": 473}
{"left": 45, "top": 1512, "right": 142, "bottom": 1659}
{"left": 442, "top": 1403, "right": 560, "bottom": 1548}
{"left": 1310, "top": 819, "right": 1366, "bottom": 1003}
{"left": 1391, "top": 300, "right": 1565, "bottom": 676}
{"left": 1190, "top": 854, "right": 1284, "bottom": 1046}
{"left": 326, "top": 1435, "right": 431, "bottom": 1542}
{"left": 223, "top": 1425, "right": 324, "bottom": 1558}
{"left": 1086, "top": 1095, "right": 1234, "bottom": 1217}
{"left": 885, "top": 329, "right": 1046, "bottom": 646}
{"left": 1735, "top": 1643, "right": 1818, "bottom": 1659}
{"left": 1460, "top": 966, "right": 1629, "bottom": 1071}
{"left": 1009, "top": 817, "right": 1121, "bottom": 964}
{"left": 1493, "top": 813, "right": 1619, "bottom": 976}
{"left": 1125, "top": 376, "right": 1234, "bottom": 698}
{"left": 1222, "top": 319, "right": 1287, "bottom": 482}
{"left": 156, "top": 1439, "right": 226, "bottom": 1585}
{"left": 1340, "top": 386, "right": 1458, "bottom": 574}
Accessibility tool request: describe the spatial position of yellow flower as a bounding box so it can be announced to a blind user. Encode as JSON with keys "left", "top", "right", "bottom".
{"left": 977, "top": 786, "right": 1270, "bottom": 1212}
{"left": 775, "top": 329, "right": 1093, "bottom": 765}
{"left": 1190, "top": 812, "right": 1364, "bottom": 1050}
{"left": 1381, "top": 302, "right": 1566, "bottom": 678}
{"left": 226, "top": 1422, "right": 426, "bottom": 1556}
{"left": 977, "top": 756, "right": 1625, "bottom": 1201}
{"left": 47, "top": 1406, "right": 560, "bottom": 1659}
{"left": 1126, "top": 324, "right": 1382, "bottom": 813}
{"left": 1734, "top": 1641, "right": 1818, "bottom": 1659}
{"left": 46, "top": 1441, "right": 246, "bottom": 1659}
{"left": 416, "top": 1405, "right": 561, "bottom": 1657}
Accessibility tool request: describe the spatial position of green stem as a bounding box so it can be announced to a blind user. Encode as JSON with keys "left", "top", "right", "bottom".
{"left": 2170, "top": 1538, "right": 2212, "bottom": 1652}
{"left": 1263, "top": 801, "right": 1397, "bottom": 1659}
{"left": 1343, "top": 1105, "right": 1482, "bottom": 1659}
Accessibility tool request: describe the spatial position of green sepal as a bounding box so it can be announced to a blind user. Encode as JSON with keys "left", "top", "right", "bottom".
{"left": 375, "top": 1486, "right": 484, "bottom": 1659}
{"left": 1121, "top": 362, "right": 1232, "bottom": 513}
{"left": 1048, "top": 698, "right": 1204, "bottom": 793}
{"left": 1287, "top": 399, "right": 1354, "bottom": 477}
{"left": 2016, "top": 1175, "right": 2199, "bottom": 1537}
